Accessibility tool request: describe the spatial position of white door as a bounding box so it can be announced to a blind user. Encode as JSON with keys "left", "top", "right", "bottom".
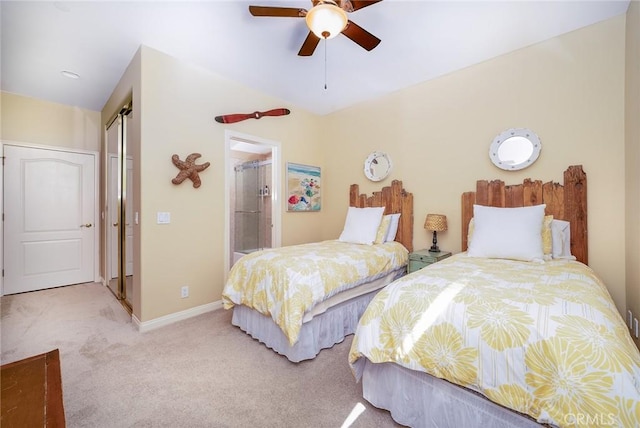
{"left": 4, "top": 144, "right": 96, "bottom": 294}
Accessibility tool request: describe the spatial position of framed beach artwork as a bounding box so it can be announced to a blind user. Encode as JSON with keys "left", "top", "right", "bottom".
{"left": 286, "top": 162, "right": 321, "bottom": 212}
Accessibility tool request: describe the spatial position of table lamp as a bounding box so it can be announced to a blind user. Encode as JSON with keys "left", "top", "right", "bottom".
{"left": 424, "top": 214, "right": 447, "bottom": 252}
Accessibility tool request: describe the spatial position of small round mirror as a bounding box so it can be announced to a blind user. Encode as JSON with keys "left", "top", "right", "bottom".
{"left": 364, "top": 151, "right": 392, "bottom": 182}
{"left": 490, "top": 128, "right": 541, "bottom": 171}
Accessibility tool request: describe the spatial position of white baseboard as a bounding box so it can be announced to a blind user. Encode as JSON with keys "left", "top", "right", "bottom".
{"left": 132, "top": 300, "right": 224, "bottom": 332}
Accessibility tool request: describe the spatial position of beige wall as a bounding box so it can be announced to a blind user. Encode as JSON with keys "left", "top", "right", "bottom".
{"left": 625, "top": 1, "right": 640, "bottom": 345}
{"left": 132, "top": 46, "right": 323, "bottom": 322}
{"left": 323, "top": 15, "right": 628, "bottom": 313}
{"left": 1, "top": 91, "right": 101, "bottom": 150}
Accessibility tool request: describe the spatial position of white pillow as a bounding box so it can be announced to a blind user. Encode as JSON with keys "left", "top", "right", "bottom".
{"left": 467, "top": 204, "right": 546, "bottom": 262}
{"left": 551, "top": 219, "right": 576, "bottom": 260}
{"left": 468, "top": 214, "right": 553, "bottom": 256}
{"left": 384, "top": 213, "right": 401, "bottom": 242}
{"left": 338, "top": 207, "right": 385, "bottom": 245}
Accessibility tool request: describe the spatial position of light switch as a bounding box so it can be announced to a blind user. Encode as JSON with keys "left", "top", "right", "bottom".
{"left": 157, "top": 212, "right": 171, "bottom": 224}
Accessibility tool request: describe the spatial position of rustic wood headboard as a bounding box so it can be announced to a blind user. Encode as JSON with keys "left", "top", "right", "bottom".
{"left": 349, "top": 180, "right": 414, "bottom": 252}
{"left": 461, "top": 165, "right": 587, "bottom": 265}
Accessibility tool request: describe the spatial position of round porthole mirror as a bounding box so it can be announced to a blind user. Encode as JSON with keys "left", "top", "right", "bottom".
{"left": 490, "top": 128, "right": 541, "bottom": 171}
{"left": 364, "top": 151, "right": 392, "bottom": 182}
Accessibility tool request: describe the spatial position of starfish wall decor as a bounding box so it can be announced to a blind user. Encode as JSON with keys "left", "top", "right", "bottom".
{"left": 171, "top": 153, "right": 211, "bottom": 188}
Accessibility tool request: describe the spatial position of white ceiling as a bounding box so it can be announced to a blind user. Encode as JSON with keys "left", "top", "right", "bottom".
{"left": 1, "top": 0, "right": 630, "bottom": 116}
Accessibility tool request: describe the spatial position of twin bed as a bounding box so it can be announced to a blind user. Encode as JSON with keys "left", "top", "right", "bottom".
{"left": 223, "top": 166, "right": 640, "bottom": 427}
{"left": 223, "top": 179, "right": 414, "bottom": 362}
{"left": 349, "top": 165, "right": 640, "bottom": 427}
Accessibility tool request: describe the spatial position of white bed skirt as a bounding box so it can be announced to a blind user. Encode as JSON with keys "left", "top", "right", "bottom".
{"left": 231, "top": 289, "right": 378, "bottom": 363}
{"left": 358, "top": 359, "right": 544, "bottom": 428}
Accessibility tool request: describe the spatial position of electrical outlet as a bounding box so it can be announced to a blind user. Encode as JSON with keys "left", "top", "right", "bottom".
{"left": 634, "top": 318, "right": 639, "bottom": 338}
{"left": 181, "top": 286, "right": 189, "bottom": 298}
{"left": 628, "top": 310, "right": 634, "bottom": 329}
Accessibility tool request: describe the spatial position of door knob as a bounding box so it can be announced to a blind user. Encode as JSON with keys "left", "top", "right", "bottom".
{"left": 113, "top": 222, "right": 119, "bottom": 227}
{"left": 81, "top": 223, "right": 93, "bottom": 228}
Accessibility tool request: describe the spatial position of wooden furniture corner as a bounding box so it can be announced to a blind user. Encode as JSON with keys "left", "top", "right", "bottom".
{"left": 1, "top": 349, "right": 65, "bottom": 427}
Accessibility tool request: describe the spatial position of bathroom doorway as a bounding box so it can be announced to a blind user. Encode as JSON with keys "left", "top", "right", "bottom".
{"left": 225, "top": 131, "right": 281, "bottom": 275}
{"left": 233, "top": 159, "right": 272, "bottom": 262}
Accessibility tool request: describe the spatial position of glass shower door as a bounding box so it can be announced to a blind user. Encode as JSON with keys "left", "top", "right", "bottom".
{"left": 234, "top": 162, "right": 262, "bottom": 254}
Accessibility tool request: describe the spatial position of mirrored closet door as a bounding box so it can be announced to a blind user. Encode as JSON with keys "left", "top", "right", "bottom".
{"left": 106, "top": 105, "right": 133, "bottom": 309}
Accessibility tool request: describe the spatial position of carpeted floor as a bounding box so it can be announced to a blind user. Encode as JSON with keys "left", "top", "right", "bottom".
{"left": 1, "top": 282, "right": 402, "bottom": 427}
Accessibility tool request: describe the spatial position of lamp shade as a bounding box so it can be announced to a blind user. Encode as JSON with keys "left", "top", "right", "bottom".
{"left": 424, "top": 214, "right": 448, "bottom": 232}
{"left": 305, "top": 2, "right": 347, "bottom": 40}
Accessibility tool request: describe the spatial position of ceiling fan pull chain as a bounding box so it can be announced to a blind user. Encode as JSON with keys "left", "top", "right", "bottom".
{"left": 324, "top": 39, "right": 328, "bottom": 90}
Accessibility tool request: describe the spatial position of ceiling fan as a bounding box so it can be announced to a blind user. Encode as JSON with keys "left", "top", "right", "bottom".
{"left": 249, "top": 0, "right": 382, "bottom": 56}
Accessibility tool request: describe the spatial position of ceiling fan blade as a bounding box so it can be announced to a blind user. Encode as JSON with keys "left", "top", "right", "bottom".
{"left": 346, "top": 0, "right": 383, "bottom": 12}
{"left": 341, "top": 20, "right": 381, "bottom": 51}
{"left": 298, "top": 31, "right": 321, "bottom": 56}
{"left": 248, "top": 6, "right": 307, "bottom": 18}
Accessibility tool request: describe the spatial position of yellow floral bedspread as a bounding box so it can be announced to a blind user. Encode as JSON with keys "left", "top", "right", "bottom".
{"left": 222, "top": 240, "right": 408, "bottom": 346}
{"left": 349, "top": 253, "right": 640, "bottom": 427}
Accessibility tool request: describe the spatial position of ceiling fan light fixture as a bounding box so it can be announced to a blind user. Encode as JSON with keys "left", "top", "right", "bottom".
{"left": 305, "top": 1, "right": 347, "bottom": 40}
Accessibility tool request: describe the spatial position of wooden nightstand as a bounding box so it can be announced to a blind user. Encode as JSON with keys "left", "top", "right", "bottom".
{"left": 408, "top": 249, "right": 452, "bottom": 273}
